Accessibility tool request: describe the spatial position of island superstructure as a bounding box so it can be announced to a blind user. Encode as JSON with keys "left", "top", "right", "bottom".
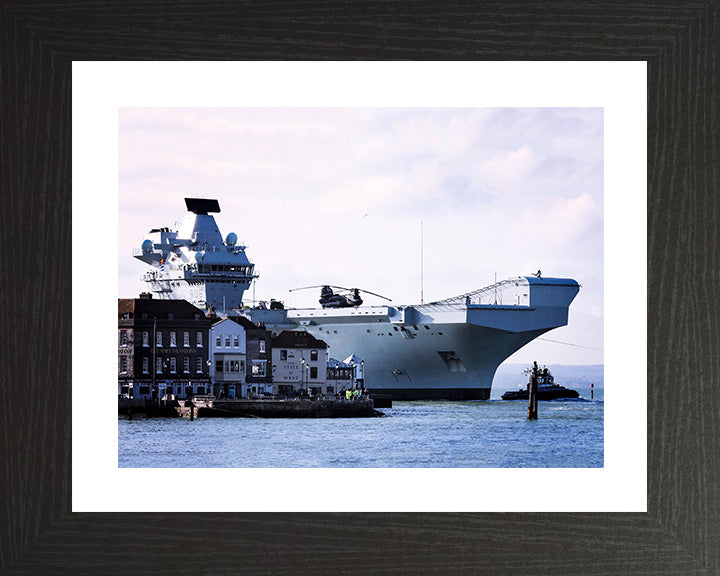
{"left": 133, "top": 198, "right": 580, "bottom": 400}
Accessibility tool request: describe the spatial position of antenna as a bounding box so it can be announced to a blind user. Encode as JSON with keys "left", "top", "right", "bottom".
{"left": 420, "top": 221, "right": 424, "bottom": 305}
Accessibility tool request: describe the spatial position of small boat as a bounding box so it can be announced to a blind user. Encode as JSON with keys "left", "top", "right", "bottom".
{"left": 501, "top": 366, "right": 580, "bottom": 400}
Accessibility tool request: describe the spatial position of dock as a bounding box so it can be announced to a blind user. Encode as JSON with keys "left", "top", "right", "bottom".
{"left": 120, "top": 396, "right": 384, "bottom": 419}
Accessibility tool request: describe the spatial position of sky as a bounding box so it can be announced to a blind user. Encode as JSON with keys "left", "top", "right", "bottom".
{"left": 118, "top": 107, "right": 604, "bottom": 365}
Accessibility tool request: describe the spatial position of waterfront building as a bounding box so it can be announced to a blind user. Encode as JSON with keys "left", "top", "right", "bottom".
{"left": 118, "top": 295, "right": 211, "bottom": 399}
{"left": 209, "top": 317, "right": 247, "bottom": 398}
{"left": 225, "top": 316, "right": 273, "bottom": 396}
{"left": 271, "top": 331, "right": 328, "bottom": 395}
{"left": 326, "top": 358, "right": 354, "bottom": 395}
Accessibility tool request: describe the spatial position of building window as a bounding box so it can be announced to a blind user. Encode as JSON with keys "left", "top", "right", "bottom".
{"left": 216, "top": 336, "right": 221, "bottom": 347}
{"left": 310, "top": 366, "right": 318, "bottom": 379}
{"left": 280, "top": 350, "right": 287, "bottom": 361}
{"left": 156, "top": 331, "right": 162, "bottom": 347}
{"left": 183, "top": 357, "right": 190, "bottom": 373}
{"left": 170, "top": 331, "right": 177, "bottom": 347}
{"left": 197, "top": 332, "right": 203, "bottom": 347}
{"left": 252, "top": 360, "right": 266, "bottom": 377}
{"left": 119, "top": 331, "right": 128, "bottom": 347}
{"left": 224, "top": 360, "right": 230, "bottom": 373}
{"left": 225, "top": 336, "right": 231, "bottom": 347}
{"left": 156, "top": 357, "right": 163, "bottom": 373}
{"left": 259, "top": 340, "right": 266, "bottom": 353}
{"left": 327, "top": 387, "right": 334, "bottom": 394}
{"left": 233, "top": 360, "right": 240, "bottom": 372}
{"left": 241, "top": 361, "right": 245, "bottom": 372}
{"left": 119, "top": 356, "right": 128, "bottom": 374}
{"left": 216, "top": 360, "right": 223, "bottom": 373}
{"left": 168, "top": 313, "right": 174, "bottom": 320}
{"left": 122, "top": 312, "right": 130, "bottom": 319}
{"left": 233, "top": 336, "right": 239, "bottom": 347}
{"left": 184, "top": 332, "right": 190, "bottom": 347}
{"left": 170, "top": 357, "right": 177, "bottom": 373}
{"left": 142, "top": 331, "right": 149, "bottom": 346}
{"left": 196, "top": 357, "right": 203, "bottom": 373}
{"left": 310, "top": 350, "right": 318, "bottom": 361}
{"left": 142, "top": 357, "right": 149, "bottom": 374}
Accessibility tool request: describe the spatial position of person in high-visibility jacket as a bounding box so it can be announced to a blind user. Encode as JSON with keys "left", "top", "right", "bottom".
{"left": 353, "top": 389, "right": 360, "bottom": 398}
{"left": 345, "top": 389, "right": 352, "bottom": 400}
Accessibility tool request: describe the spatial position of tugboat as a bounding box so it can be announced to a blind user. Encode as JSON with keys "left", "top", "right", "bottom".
{"left": 501, "top": 366, "right": 580, "bottom": 400}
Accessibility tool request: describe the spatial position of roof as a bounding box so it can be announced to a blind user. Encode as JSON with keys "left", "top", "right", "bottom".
{"left": 272, "top": 330, "right": 327, "bottom": 349}
{"left": 226, "top": 315, "right": 265, "bottom": 331}
{"left": 118, "top": 298, "right": 207, "bottom": 319}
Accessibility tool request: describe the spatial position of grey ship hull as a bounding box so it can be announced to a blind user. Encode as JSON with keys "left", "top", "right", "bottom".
{"left": 245, "top": 277, "right": 579, "bottom": 400}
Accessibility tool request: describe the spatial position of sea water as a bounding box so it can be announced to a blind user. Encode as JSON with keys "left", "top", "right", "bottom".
{"left": 118, "top": 384, "right": 603, "bottom": 468}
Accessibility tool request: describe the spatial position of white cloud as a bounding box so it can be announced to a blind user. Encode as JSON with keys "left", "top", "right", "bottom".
{"left": 118, "top": 107, "right": 604, "bottom": 362}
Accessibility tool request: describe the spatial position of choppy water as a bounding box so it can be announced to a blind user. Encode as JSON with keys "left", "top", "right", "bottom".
{"left": 119, "top": 386, "right": 603, "bottom": 468}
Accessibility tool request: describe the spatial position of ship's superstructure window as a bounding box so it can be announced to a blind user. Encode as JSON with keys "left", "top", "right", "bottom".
{"left": 142, "top": 357, "right": 149, "bottom": 374}
{"left": 170, "top": 331, "right": 177, "bottom": 346}
{"left": 142, "top": 331, "right": 149, "bottom": 346}
{"left": 183, "top": 358, "right": 190, "bottom": 373}
{"left": 119, "top": 330, "right": 127, "bottom": 347}
{"left": 183, "top": 331, "right": 190, "bottom": 347}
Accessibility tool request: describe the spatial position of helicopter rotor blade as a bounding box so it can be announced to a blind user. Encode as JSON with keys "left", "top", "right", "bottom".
{"left": 355, "top": 288, "right": 392, "bottom": 301}
{"left": 289, "top": 285, "right": 352, "bottom": 292}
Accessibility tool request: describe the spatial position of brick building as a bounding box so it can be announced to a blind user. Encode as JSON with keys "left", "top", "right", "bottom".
{"left": 118, "top": 295, "right": 212, "bottom": 399}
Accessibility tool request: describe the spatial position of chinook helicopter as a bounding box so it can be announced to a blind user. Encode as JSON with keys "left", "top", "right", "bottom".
{"left": 289, "top": 285, "right": 392, "bottom": 308}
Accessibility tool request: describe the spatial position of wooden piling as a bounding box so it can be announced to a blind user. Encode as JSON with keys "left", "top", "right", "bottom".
{"left": 527, "top": 361, "right": 539, "bottom": 420}
{"left": 591, "top": 382, "right": 594, "bottom": 400}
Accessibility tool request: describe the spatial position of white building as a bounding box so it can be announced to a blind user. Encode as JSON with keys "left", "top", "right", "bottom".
{"left": 210, "top": 318, "right": 247, "bottom": 398}
{"left": 271, "top": 331, "right": 328, "bottom": 396}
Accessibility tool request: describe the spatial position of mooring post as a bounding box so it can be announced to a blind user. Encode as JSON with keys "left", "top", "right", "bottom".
{"left": 591, "top": 382, "right": 594, "bottom": 400}
{"left": 190, "top": 401, "right": 195, "bottom": 421}
{"left": 527, "top": 361, "right": 539, "bottom": 420}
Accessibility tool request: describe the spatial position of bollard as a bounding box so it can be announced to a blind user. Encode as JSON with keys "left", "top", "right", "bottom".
{"left": 527, "top": 361, "right": 539, "bottom": 420}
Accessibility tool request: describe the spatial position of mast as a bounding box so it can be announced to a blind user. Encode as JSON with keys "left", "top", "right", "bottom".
{"left": 420, "top": 220, "right": 424, "bottom": 305}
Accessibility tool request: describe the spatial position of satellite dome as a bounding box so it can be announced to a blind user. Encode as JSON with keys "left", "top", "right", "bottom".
{"left": 141, "top": 239, "right": 153, "bottom": 253}
{"left": 225, "top": 232, "right": 237, "bottom": 246}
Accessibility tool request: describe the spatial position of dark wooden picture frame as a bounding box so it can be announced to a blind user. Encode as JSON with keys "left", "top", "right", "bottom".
{"left": 2, "top": 2, "right": 718, "bottom": 574}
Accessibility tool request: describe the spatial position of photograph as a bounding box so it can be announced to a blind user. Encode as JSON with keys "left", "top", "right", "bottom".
{"left": 117, "top": 107, "right": 604, "bottom": 468}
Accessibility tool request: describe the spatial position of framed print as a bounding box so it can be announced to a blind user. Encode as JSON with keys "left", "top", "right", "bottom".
{"left": 2, "top": 1, "right": 718, "bottom": 574}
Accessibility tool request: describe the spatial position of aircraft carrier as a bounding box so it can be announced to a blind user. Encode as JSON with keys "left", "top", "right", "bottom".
{"left": 133, "top": 198, "right": 580, "bottom": 400}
